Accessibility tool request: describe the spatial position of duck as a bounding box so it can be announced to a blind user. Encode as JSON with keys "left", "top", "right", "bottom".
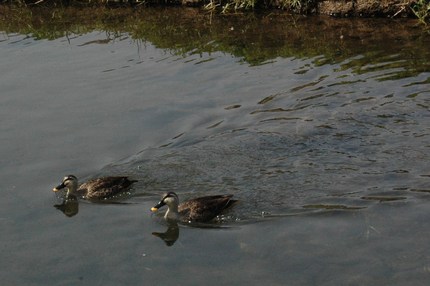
{"left": 53, "top": 174, "right": 137, "bottom": 200}
{"left": 151, "top": 191, "right": 237, "bottom": 223}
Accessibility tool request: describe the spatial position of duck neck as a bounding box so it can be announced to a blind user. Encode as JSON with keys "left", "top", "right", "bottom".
{"left": 165, "top": 204, "right": 180, "bottom": 221}
{"left": 66, "top": 183, "right": 79, "bottom": 197}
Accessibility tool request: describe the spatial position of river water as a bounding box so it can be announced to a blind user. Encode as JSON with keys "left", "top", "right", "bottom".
{"left": 0, "top": 7, "right": 429, "bottom": 285}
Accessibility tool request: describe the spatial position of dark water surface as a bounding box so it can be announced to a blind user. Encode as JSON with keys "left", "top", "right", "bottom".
{"left": 1, "top": 7, "right": 430, "bottom": 285}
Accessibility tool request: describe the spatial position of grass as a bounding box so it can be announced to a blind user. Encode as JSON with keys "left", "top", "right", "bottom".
{"left": 1, "top": 0, "right": 429, "bottom": 25}
{"left": 202, "top": 0, "right": 309, "bottom": 13}
{"left": 411, "top": 0, "right": 430, "bottom": 24}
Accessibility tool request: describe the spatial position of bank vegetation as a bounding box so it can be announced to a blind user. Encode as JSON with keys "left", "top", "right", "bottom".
{"left": 1, "top": 0, "right": 429, "bottom": 23}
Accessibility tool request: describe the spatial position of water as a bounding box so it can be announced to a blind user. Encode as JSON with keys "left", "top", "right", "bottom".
{"left": 1, "top": 7, "right": 430, "bottom": 285}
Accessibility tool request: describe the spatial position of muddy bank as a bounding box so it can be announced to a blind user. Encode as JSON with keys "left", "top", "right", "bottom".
{"left": 4, "top": 0, "right": 425, "bottom": 19}
{"left": 316, "top": 0, "right": 415, "bottom": 17}
{"left": 254, "top": 0, "right": 418, "bottom": 17}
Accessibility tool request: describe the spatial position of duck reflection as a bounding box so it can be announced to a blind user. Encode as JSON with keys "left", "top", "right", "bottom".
{"left": 152, "top": 221, "right": 180, "bottom": 246}
{"left": 54, "top": 195, "right": 79, "bottom": 217}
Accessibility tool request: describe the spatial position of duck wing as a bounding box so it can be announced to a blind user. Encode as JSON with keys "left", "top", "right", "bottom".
{"left": 179, "top": 195, "right": 236, "bottom": 222}
{"left": 79, "top": 176, "right": 137, "bottom": 199}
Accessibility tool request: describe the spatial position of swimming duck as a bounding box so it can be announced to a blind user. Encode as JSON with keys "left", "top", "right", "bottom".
{"left": 53, "top": 175, "right": 137, "bottom": 200}
{"left": 151, "top": 191, "right": 237, "bottom": 223}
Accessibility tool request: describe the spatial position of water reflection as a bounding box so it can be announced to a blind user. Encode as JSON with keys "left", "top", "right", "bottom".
{"left": 54, "top": 195, "right": 79, "bottom": 217}
{"left": 0, "top": 6, "right": 429, "bottom": 80}
{"left": 151, "top": 217, "right": 238, "bottom": 247}
{"left": 152, "top": 221, "right": 180, "bottom": 246}
{"left": 53, "top": 191, "right": 138, "bottom": 217}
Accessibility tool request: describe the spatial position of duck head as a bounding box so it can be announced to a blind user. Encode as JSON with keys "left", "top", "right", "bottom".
{"left": 53, "top": 175, "right": 78, "bottom": 195}
{"left": 151, "top": 192, "right": 180, "bottom": 220}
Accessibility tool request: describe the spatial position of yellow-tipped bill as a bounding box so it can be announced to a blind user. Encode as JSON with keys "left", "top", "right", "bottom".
{"left": 52, "top": 182, "right": 66, "bottom": 192}
{"left": 151, "top": 200, "right": 165, "bottom": 212}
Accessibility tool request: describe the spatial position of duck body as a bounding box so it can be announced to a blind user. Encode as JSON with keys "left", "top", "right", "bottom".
{"left": 53, "top": 175, "right": 137, "bottom": 200}
{"left": 151, "top": 192, "right": 237, "bottom": 223}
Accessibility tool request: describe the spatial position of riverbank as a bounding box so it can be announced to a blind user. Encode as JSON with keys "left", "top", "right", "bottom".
{"left": 2, "top": 0, "right": 429, "bottom": 22}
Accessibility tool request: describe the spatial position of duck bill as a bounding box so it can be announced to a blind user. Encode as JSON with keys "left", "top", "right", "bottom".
{"left": 151, "top": 201, "right": 165, "bottom": 212}
{"left": 52, "top": 183, "right": 66, "bottom": 192}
